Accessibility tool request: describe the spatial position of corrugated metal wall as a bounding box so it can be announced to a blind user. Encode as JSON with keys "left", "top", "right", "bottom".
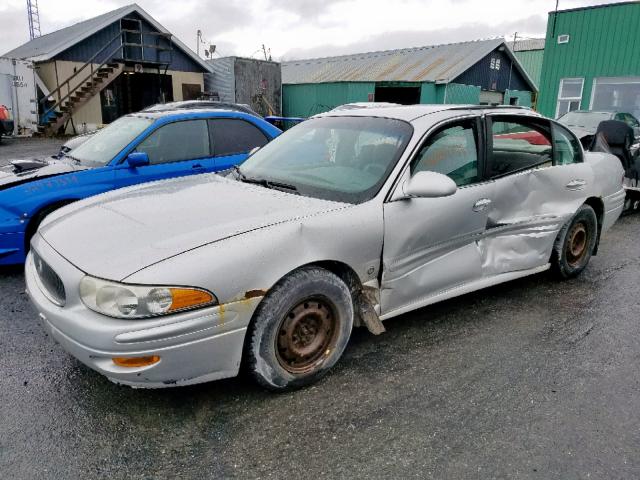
{"left": 538, "top": 2, "right": 640, "bottom": 117}
{"left": 436, "top": 83, "right": 481, "bottom": 104}
{"left": 282, "top": 82, "right": 374, "bottom": 117}
{"left": 205, "top": 57, "right": 235, "bottom": 103}
{"left": 514, "top": 50, "right": 544, "bottom": 88}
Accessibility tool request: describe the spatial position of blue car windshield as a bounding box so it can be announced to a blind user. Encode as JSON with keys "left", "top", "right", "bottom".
{"left": 70, "top": 116, "right": 154, "bottom": 167}
{"left": 237, "top": 116, "right": 413, "bottom": 204}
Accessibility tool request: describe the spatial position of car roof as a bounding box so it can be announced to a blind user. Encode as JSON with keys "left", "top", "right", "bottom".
{"left": 316, "top": 104, "right": 540, "bottom": 122}
{"left": 127, "top": 108, "right": 262, "bottom": 121}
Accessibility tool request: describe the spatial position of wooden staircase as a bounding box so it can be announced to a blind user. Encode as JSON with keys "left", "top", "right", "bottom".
{"left": 39, "top": 62, "right": 124, "bottom": 136}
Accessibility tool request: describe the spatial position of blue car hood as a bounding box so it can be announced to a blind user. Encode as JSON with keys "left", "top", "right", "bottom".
{"left": 0, "top": 158, "right": 87, "bottom": 190}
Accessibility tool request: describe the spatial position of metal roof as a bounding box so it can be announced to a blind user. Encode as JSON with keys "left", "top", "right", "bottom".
{"left": 282, "top": 38, "right": 509, "bottom": 85}
{"left": 511, "top": 38, "right": 546, "bottom": 52}
{"left": 2, "top": 3, "right": 211, "bottom": 72}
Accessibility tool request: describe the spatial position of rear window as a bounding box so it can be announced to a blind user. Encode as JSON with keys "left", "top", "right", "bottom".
{"left": 209, "top": 119, "right": 268, "bottom": 156}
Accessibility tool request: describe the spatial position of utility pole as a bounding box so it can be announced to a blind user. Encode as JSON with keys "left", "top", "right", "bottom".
{"left": 26, "top": 0, "right": 42, "bottom": 40}
{"left": 512, "top": 32, "right": 518, "bottom": 51}
{"left": 197, "top": 30, "right": 202, "bottom": 57}
{"left": 262, "top": 44, "right": 272, "bottom": 61}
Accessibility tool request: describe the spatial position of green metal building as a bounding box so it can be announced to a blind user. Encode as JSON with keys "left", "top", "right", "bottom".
{"left": 538, "top": 1, "right": 640, "bottom": 119}
{"left": 513, "top": 38, "right": 545, "bottom": 90}
{"left": 281, "top": 39, "right": 537, "bottom": 118}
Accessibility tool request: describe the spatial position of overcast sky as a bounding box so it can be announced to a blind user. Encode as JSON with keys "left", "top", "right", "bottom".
{"left": 1, "top": 0, "right": 630, "bottom": 61}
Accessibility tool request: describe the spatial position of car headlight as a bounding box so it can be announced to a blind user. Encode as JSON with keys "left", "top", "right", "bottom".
{"left": 79, "top": 276, "right": 217, "bottom": 319}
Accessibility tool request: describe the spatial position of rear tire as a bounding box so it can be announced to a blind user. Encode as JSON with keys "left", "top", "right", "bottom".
{"left": 551, "top": 204, "right": 598, "bottom": 279}
{"left": 245, "top": 266, "right": 354, "bottom": 391}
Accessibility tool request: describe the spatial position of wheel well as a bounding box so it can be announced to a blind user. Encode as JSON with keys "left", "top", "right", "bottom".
{"left": 24, "top": 200, "right": 75, "bottom": 250}
{"left": 583, "top": 197, "right": 604, "bottom": 255}
{"left": 239, "top": 260, "right": 367, "bottom": 374}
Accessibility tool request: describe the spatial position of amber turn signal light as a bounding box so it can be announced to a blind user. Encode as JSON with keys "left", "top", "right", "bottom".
{"left": 112, "top": 355, "right": 160, "bottom": 368}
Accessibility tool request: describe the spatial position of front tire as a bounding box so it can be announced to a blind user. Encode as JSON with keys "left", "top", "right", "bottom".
{"left": 551, "top": 204, "right": 598, "bottom": 279}
{"left": 246, "top": 266, "right": 354, "bottom": 391}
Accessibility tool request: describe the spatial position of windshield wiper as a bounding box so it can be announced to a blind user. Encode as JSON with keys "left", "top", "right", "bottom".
{"left": 63, "top": 153, "right": 81, "bottom": 164}
{"left": 234, "top": 170, "right": 299, "bottom": 194}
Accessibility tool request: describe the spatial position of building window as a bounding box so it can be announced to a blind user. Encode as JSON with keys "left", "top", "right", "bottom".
{"left": 556, "top": 78, "right": 584, "bottom": 118}
{"left": 590, "top": 77, "right": 640, "bottom": 121}
{"left": 490, "top": 57, "right": 501, "bottom": 70}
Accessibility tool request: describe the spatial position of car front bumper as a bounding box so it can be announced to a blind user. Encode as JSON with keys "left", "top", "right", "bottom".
{"left": 0, "top": 228, "right": 26, "bottom": 265}
{"left": 26, "top": 235, "right": 261, "bottom": 388}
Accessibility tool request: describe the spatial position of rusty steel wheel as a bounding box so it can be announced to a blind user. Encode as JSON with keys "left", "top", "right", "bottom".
{"left": 246, "top": 266, "right": 354, "bottom": 391}
{"left": 275, "top": 298, "right": 339, "bottom": 374}
{"left": 552, "top": 204, "right": 598, "bottom": 279}
{"left": 565, "top": 222, "right": 589, "bottom": 268}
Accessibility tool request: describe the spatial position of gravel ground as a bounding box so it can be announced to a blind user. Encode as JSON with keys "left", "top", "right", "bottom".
{"left": 0, "top": 212, "right": 638, "bottom": 479}
{"left": 0, "top": 137, "right": 639, "bottom": 479}
{"left": 0, "top": 136, "right": 62, "bottom": 165}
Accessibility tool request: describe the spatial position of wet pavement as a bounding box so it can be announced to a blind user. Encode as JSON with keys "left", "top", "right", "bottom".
{"left": 1, "top": 211, "right": 639, "bottom": 479}
{"left": 0, "top": 136, "right": 61, "bottom": 166}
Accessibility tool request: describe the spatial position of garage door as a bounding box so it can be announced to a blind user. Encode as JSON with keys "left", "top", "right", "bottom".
{"left": 590, "top": 76, "right": 640, "bottom": 119}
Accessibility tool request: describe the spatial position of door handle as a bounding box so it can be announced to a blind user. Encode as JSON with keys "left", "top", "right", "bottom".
{"left": 566, "top": 179, "right": 586, "bottom": 190}
{"left": 192, "top": 163, "right": 205, "bottom": 170}
{"left": 473, "top": 198, "right": 492, "bottom": 212}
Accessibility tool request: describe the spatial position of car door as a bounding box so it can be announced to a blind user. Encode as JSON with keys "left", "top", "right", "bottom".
{"left": 114, "top": 119, "right": 213, "bottom": 188}
{"left": 381, "top": 116, "right": 496, "bottom": 317}
{"left": 208, "top": 118, "right": 270, "bottom": 171}
{"left": 481, "top": 114, "right": 592, "bottom": 276}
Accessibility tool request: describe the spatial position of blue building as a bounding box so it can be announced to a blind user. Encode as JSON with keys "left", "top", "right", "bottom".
{"left": 3, "top": 3, "right": 211, "bottom": 135}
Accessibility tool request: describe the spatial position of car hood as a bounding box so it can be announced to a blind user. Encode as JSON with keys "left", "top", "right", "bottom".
{"left": 0, "top": 157, "right": 86, "bottom": 190}
{"left": 563, "top": 125, "right": 594, "bottom": 140}
{"left": 39, "top": 174, "right": 346, "bottom": 280}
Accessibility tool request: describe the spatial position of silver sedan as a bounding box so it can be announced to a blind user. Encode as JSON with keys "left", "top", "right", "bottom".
{"left": 26, "top": 105, "right": 625, "bottom": 391}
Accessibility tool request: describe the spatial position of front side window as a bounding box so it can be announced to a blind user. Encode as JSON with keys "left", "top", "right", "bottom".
{"left": 136, "top": 120, "right": 209, "bottom": 165}
{"left": 237, "top": 116, "right": 413, "bottom": 204}
{"left": 488, "top": 118, "right": 552, "bottom": 178}
{"left": 552, "top": 124, "right": 582, "bottom": 165}
{"left": 556, "top": 78, "right": 584, "bottom": 117}
{"left": 412, "top": 120, "right": 479, "bottom": 186}
{"left": 70, "top": 116, "right": 153, "bottom": 167}
{"left": 208, "top": 119, "right": 268, "bottom": 157}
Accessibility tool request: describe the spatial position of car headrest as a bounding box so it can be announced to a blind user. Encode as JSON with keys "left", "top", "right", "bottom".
{"left": 594, "top": 120, "right": 634, "bottom": 147}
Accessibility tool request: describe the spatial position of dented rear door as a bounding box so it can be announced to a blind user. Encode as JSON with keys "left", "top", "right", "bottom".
{"left": 480, "top": 116, "right": 593, "bottom": 275}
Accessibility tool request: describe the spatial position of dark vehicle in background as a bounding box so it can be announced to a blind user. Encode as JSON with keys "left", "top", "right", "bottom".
{"left": 0, "top": 105, "right": 13, "bottom": 144}
{"left": 558, "top": 110, "right": 640, "bottom": 149}
{"left": 57, "top": 101, "right": 261, "bottom": 158}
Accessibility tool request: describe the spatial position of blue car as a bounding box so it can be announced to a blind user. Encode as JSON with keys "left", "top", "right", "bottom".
{"left": 0, "top": 109, "right": 281, "bottom": 265}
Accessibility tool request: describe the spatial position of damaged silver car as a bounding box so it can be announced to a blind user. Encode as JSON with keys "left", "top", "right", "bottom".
{"left": 26, "top": 105, "right": 625, "bottom": 391}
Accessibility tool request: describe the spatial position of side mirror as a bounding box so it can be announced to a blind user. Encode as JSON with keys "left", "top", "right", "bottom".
{"left": 126, "top": 152, "right": 150, "bottom": 168}
{"left": 403, "top": 171, "right": 457, "bottom": 198}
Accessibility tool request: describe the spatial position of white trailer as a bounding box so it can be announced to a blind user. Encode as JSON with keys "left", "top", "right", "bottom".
{"left": 0, "top": 57, "right": 40, "bottom": 136}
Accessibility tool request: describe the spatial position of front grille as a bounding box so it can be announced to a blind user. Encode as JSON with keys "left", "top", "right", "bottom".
{"left": 32, "top": 250, "right": 66, "bottom": 306}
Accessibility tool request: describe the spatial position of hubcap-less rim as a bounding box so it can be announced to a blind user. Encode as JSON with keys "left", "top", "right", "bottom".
{"left": 275, "top": 298, "right": 338, "bottom": 374}
{"left": 566, "top": 222, "right": 589, "bottom": 267}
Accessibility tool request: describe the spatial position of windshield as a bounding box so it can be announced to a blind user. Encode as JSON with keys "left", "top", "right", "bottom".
{"left": 237, "top": 116, "right": 413, "bottom": 203}
{"left": 70, "top": 116, "right": 154, "bottom": 166}
{"left": 558, "top": 111, "right": 611, "bottom": 130}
